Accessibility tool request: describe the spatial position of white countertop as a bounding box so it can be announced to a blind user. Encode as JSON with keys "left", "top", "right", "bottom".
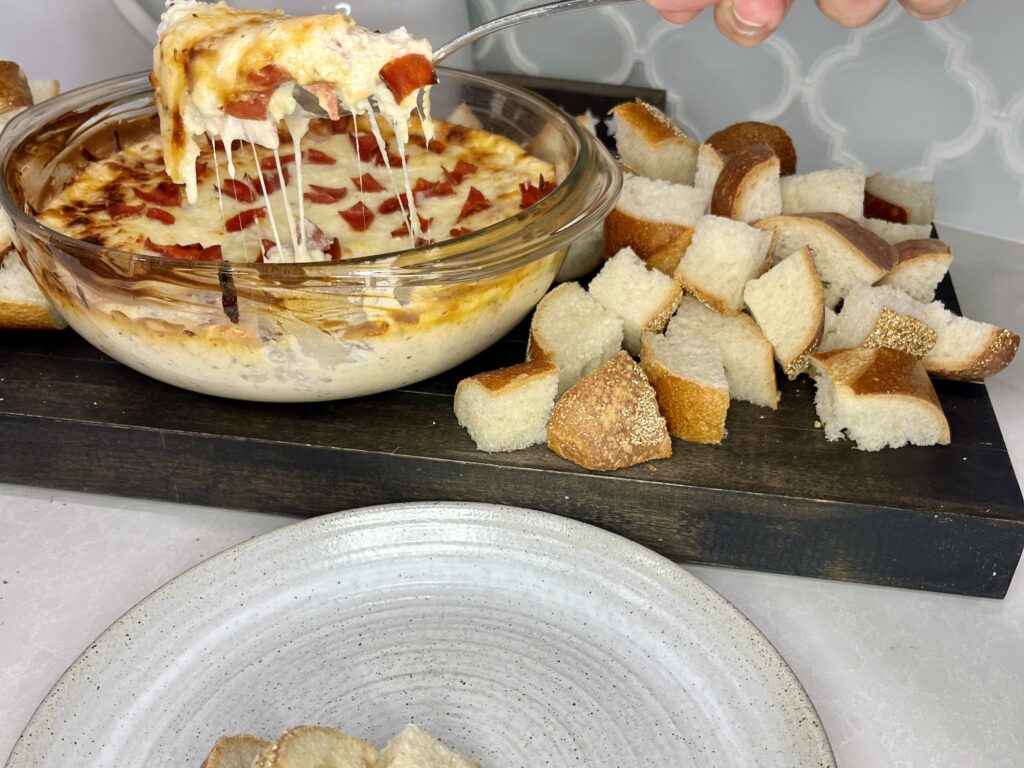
{"left": 2, "top": 225, "right": 1022, "bottom": 767}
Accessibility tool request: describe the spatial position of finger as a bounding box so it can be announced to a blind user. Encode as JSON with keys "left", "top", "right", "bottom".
{"left": 813, "top": 0, "right": 890, "bottom": 27}
{"left": 713, "top": 0, "right": 794, "bottom": 47}
{"left": 659, "top": 9, "right": 703, "bottom": 23}
{"left": 646, "top": 0, "right": 715, "bottom": 23}
{"left": 898, "top": 0, "right": 966, "bottom": 20}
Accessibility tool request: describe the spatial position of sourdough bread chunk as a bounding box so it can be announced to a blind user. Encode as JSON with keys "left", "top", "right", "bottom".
{"left": 253, "top": 726, "right": 377, "bottom": 768}
{"left": 202, "top": 735, "right": 272, "bottom": 768}
{"left": 588, "top": 246, "right": 683, "bottom": 354}
{"left": 557, "top": 224, "right": 604, "bottom": 281}
{"left": 864, "top": 172, "right": 935, "bottom": 226}
{"left": 604, "top": 174, "right": 709, "bottom": 266}
{"left": 710, "top": 145, "right": 781, "bottom": 223}
{"left": 742, "top": 246, "right": 824, "bottom": 377}
{"left": 811, "top": 347, "right": 950, "bottom": 451}
{"left": 754, "top": 213, "right": 898, "bottom": 308}
{"left": 705, "top": 121, "right": 797, "bottom": 176}
{"left": 876, "top": 239, "right": 953, "bottom": 302}
{"left": 667, "top": 296, "right": 778, "bottom": 409}
{"left": 454, "top": 360, "right": 559, "bottom": 452}
{"left": 610, "top": 100, "right": 698, "bottom": 185}
{"left": 0, "top": 251, "right": 67, "bottom": 330}
{"left": 548, "top": 351, "right": 672, "bottom": 471}
{"left": 920, "top": 302, "right": 1020, "bottom": 381}
{"left": 640, "top": 331, "right": 729, "bottom": 444}
{"left": 527, "top": 282, "right": 624, "bottom": 394}
{"left": 832, "top": 283, "right": 937, "bottom": 358}
{"left": 861, "top": 218, "right": 932, "bottom": 245}
{"left": 694, "top": 143, "right": 725, "bottom": 197}
{"left": 779, "top": 167, "right": 865, "bottom": 220}
{"left": 676, "top": 215, "right": 773, "bottom": 315}
{"left": 376, "top": 724, "right": 480, "bottom": 768}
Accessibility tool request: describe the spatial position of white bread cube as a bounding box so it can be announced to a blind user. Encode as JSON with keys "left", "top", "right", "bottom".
{"left": 742, "top": 246, "right": 824, "bottom": 378}
{"left": 454, "top": 360, "right": 559, "bottom": 452}
{"left": 253, "top": 726, "right": 377, "bottom": 768}
{"left": 588, "top": 246, "right": 683, "bottom": 354}
{"left": 694, "top": 144, "right": 725, "bottom": 198}
{"left": 811, "top": 347, "right": 950, "bottom": 451}
{"left": 201, "top": 735, "right": 271, "bottom": 768}
{"left": 610, "top": 100, "right": 698, "bottom": 185}
{"left": 831, "top": 283, "right": 938, "bottom": 358}
{"left": 864, "top": 172, "right": 935, "bottom": 226}
{"left": 667, "top": 296, "right": 778, "bottom": 409}
{"left": 376, "top": 724, "right": 479, "bottom": 768}
{"left": 675, "top": 215, "right": 773, "bottom": 315}
{"left": 860, "top": 218, "right": 932, "bottom": 245}
{"left": 780, "top": 167, "right": 865, "bottom": 220}
{"left": 710, "top": 146, "right": 782, "bottom": 223}
{"left": 527, "top": 282, "right": 623, "bottom": 394}
{"left": 875, "top": 239, "right": 953, "bottom": 303}
{"left": 640, "top": 331, "right": 729, "bottom": 444}
{"left": 920, "top": 301, "right": 1019, "bottom": 381}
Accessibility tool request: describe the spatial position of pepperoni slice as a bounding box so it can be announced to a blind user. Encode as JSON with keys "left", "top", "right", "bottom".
{"left": 519, "top": 175, "right": 557, "bottom": 209}
{"left": 457, "top": 186, "right": 491, "bottom": 222}
{"left": 254, "top": 168, "right": 288, "bottom": 194}
{"left": 145, "top": 207, "right": 176, "bottom": 225}
{"left": 107, "top": 201, "right": 144, "bottom": 219}
{"left": 260, "top": 154, "right": 293, "bottom": 170}
{"left": 340, "top": 201, "right": 374, "bottom": 232}
{"left": 379, "top": 54, "right": 438, "bottom": 103}
{"left": 407, "top": 135, "right": 446, "bottom": 154}
{"left": 135, "top": 182, "right": 182, "bottom": 207}
{"left": 328, "top": 115, "right": 353, "bottom": 134}
{"left": 303, "top": 82, "right": 340, "bottom": 121}
{"left": 449, "top": 227, "right": 473, "bottom": 238}
{"left": 352, "top": 133, "right": 381, "bottom": 162}
{"left": 304, "top": 148, "right": 336, "bottom": 165}
{"left": 226, "top": 207, "right": 266, "bottom": 232}
{"left": 412, "top": 177, "right": 454, "bottom": 200}
{"left": 378, "top": 193, "right": 409, "bottom": 215}
{"left": 352, "top": 173, "right": 384, "bottom": 193}
{"left": 247, "top": 64, "right": 291, "bottom": 89}
{"left": 219, "top": 178, "right": 257, "bottom": 202}
{"left": 325, "top": 237, "right": 342, "bottom": 260}
{"left": 448, "top": 159, "right": 478, "bottom": 184}
{"left": 223, "top": 93, "right": 272, "bottom": 121}
{"left": 304, "top": 184, "right": 349, "bottom": 204}
{"left": 195, "top": 159, "right": 209, "bottom": 177}
{"left": 144, "top": 238, "right": 222, "bottom": 261}
{"left": 391, "top": 215, "right": 431, "bottom": 237}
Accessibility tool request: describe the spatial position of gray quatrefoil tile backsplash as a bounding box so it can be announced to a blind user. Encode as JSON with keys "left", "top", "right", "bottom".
{"left": 469, "top": 0, "right": 1024, "bottom": 244}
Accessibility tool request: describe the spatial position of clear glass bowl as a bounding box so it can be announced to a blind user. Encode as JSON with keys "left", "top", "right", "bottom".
{"left": 0, "top": 69, "right": 620, "bottom": 402}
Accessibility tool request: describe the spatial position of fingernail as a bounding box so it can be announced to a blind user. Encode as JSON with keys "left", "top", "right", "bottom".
{"left": 732, "top": 4, "right": 768, "bottom": 35}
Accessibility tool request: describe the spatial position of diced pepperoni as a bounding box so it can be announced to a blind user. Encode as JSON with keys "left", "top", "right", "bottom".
{"left": 255, "top": 169, "right": 287, "bottom": 194}
{"left": 145, "top": 207, "right": 176, "bottom": 224}
{"left": 247, "top": 64, "right": 291, "bottom": 89}
{"left": 304, "top": 148, "right": 335, "bottom": 165}
{"left": 378, "top": 151, "right": 402, "bottom": 168}
{"left": 303, "top": 82, "right": 340, "bottom": 120}
{"left": 195, "top": 159, "right": 209, "bottom": 177}
{"left": 223, "top": 93, "right": 272, "bottom": 120}
{"left": 352, "top": 133, "right": 381, "bottom": 162}
{"left": 261, "top": 239, "right": 277, "bottom": 256}
{"left": 412, "top": 177, "right": 454, "bottom": 199}
{"left": 225, "top": 207, "right": 266, "bottom": 232}
{"left": 107, "top": 201, "right": 144, "bottom": 219}
{"left": 407, "top": 135, "right": 446, "bottom": 153}
{"left": 260, "top": 154, "right": 294, "bottom": 170}
{"left": 457, "top": 186, "right": 491, "bottom": 222}
{"left": 519, "top": 175, "right": 557, "bottom": 209}
{"left": 325, "top": 237, "right": 342, "bottom": 260}
{"left": 339, "top": 201, "right": 374, "bottom": 232}
{"left": 449, "top": 227, "right": 473, "bottom": 238}
{"left": 378, "top": 193, "right": 409, "bottom": 215}
{"left": 379, "top": 54, "right": 438, "bottom": 103}
{"left": 197, "top": 245, "right": 223, "bottom": 261}
{"left": 328, "top": 115, "right": 353, "bottom": 134}
{"left": 445, "top": 125, "right": 470, "bottom": 144}
{"left": 304, "top": 184, "right": 348, "bottom": 204}
{"left": 352, "top": 173, "right": 384, "bottom": 193}
{"left": 144, "top": 238, "right": 221, "bottom": 261}
{"left": 219, "top": 178, "right": 257, "bottom": 202}
{"left": 392, "top": 215, "right": 431, "bottom": 237}
{"left": 299, "top": 218, "right": 331, "bottom": 252}
{"left": 135, "top": 182, "right": 182, "bottom": 207}
{"left": 448, "top": 159, "right": 478, "bottom": 184}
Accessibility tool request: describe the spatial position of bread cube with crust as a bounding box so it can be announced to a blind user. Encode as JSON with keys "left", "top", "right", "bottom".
{"left": 201, "top": 734, "right": 271, "bottom": 768}
{"left": 376, "top": 724, "right": 480, "bottom": 768}
{"left": 875, "top": 239, "right": 953, "bottom": 303}
{"left": 830, "top": 283, "right": 937, "bottom": 358}
{"left": 780, "top": 167, "right": 865, "bottom": 220}
{"left": 610, "top": 100, "right": 698, "bottom": 185}
{"left": 710, "top": 146, "right": 782, "bottom": 223}
{"left": 454, "top": 360, "right": 559, "bottom": 452}
{"left": 864, "top": 172, "right": 935, "bottom": 226}
{"left": 252, "top": 726, "right": 377, "bottom": 768}
{"left": 860, "top": 217, "right": 932, "bottom": 245}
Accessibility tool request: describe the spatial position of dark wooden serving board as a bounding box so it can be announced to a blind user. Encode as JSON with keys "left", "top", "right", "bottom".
{"left": 1, "top": 266, "right": 1022, "bottom": 598}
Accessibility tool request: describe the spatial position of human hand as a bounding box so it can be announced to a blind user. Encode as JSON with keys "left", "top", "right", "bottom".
{"left": 646, "top": 0, "right": 967, "bottom": 47}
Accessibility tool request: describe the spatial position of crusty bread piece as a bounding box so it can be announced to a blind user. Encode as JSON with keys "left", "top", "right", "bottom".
{"left": 811, "top": 347, "right": 950, "bottom": 451}
{"left": 667, "top": 296, "right": 778, "bottom": 409}
{"left": 754, "top": 213, "right": 898, "bottom": 308}
{"left": 610, "top": 100, "right": 698, "bottom": 185}
{"left": 694, "top": 143, "right": 725, "bottom": 198}
{"left": 445, "top": 102, "right": 484, "bottom": 130}
{"left": 640, "top": 331, "right": 729, "bottom": 444}
{"left": 454, "top": 360, "right": 559, "bottom": 452}
{"left": 556, "top": 224, "right": 604, "bottom": 281}
{"left": 376, "top": 724, "right": 480, "bottom": 768}
{"left": 588, "top": 246, "right": 682, "bottom": 354}
{"left": 864, "top": 172, "right": 935, "bottom": 226}
{"left": 643, "top": 231, "right": 693, "bottom": 277}
{"left": 675, "top": 215, "right": 773, "bottom": 315}
{"left": 706, "top": 121, "right": 797, "bottom": 176}
{"left": 0, "top": 252, "right": 67, "bottom": 330}
{"left": 603, "top": 174, "right": 709, "bottom": 267}
{"left": 253, "top": 726, "right": 377, "bottom": 768}
{"left": 860, "top": 217, "right": 932, "bottom": 245}
{"left": 548, "top": 351, "right": 672, "bottom": 471}
{"left": 920, "top": 301, "right": 1019, "bottom": 381}
{"left": 742, "top": 246, "right": 824, "bottom": 378}
{"left": 710, "top": 145, "right": 782, "bottom": 223}
{"left": 527, "top": 282, "right": 623, "bottom": 395}
{"left": 875, "top": 238, "right": 952, "bottom": 302}
{"left": 202, "top": 734, "right": 272, "bottom": 768}
{"left": 0, "top": 61, "right": 32, "bottom": 112}
{"left": 829, "top": 283, "right": 938, "bottom": 358}
{"left": 779, "top": 167, "right": 865, "bottom": 220}
{"left": 29, "top": 79, "right": 59, "bottom": 104}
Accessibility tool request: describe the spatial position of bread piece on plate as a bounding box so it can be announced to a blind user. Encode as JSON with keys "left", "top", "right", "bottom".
{"left": 875, "top": 238, "right": 953, "bottom": 302}
{"left": 811, "top": 347, "right": 950, "bottom": 451}
{"left": 454, "top": 360, "right": 559, "bottom": 452}
{"left": 830, "top": 283, "right": 938, "bottom": 358}
{"left": 743, "top": 246, "right": 824, "bottom": 378}
{"left": 667, "top": 296, "right": 778, "bottom": 409}
{"left": 705, "top": 121, "right": 797, "bottom": 175}
{"left": 588, "top": 246, "right": 682, "bottom": 354}
{"left": 253, "top": 726, "right": 377, "bottom": 768}
{"left": 527, "top": 282, "right": 623, "bottom": 395}
{"left": 548, "top": 351, "right": 672, "bottom": 471}
{"left": 556, "top": 224, "right": 604, "bottom": 281}
{"left": 640, "top": 331, "right": 729, "bottom": 444}
{"left": 610, "top": 100, "right": 698, "bottom": 185}
{"left": 860, "top": 217, "right": 932, "bottom": 245}
{"left": 376, "top": 724, "right": 480, "bottom": 768}
{"left": 604, "top": 174, "right": 708, "bottom": 267}
{"left": 0, "top": 251, "right": 67, "bottom": 330}
{"left": 202, "top": 735, "right": 272, "bottom": 768}
{"left": 779, "top": 167, "right": 865, "bottom": 220}
{"left": 864, "top": 172, "right": 935, "bottom": 226}
{"left": 675, "top": 215, "right": 773, "bottom": 315}
{"left": 710, "top": 145, "right": 781, "bottom": 223}
{"left": 920, "top": 301, "right": 1020, "bottom": 381}
{"left": 754, "top": 213, "right": 898, "bottom": 309}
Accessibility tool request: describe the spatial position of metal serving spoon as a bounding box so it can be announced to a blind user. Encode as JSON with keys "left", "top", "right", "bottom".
{"left": 295, "top": 0, "right": 642, "bottom": 116}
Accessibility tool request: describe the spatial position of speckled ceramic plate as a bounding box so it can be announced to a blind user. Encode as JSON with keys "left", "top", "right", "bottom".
{"left": 7, "top": 502, "right": 833, "bottom": 768}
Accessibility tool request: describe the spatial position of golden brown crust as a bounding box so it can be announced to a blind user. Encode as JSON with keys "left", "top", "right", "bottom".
{"left": 893, "top": 238, "right": 952, "bottom": 265}
{"left": 644, "top": 233, "right": 694, "bottom": 277}
{"left": 862, "top": 307, "right": 938, "bottom": 358}
{"left": 814, "top": 346, "right": 940, "bottom": 403}
{"left": 0, "top": 301, "right": 66, "bottom": 330}
{"left": 547, "top": 351, "right": 671, "bottom": 471}
{"left": 603, "top": 208, "right": 694, "bottom": 265}
{"left": 252, "top": 726, "right": 377, "bottom": 768}
{"left": 863, "top": 188, "right": 909, "bottom": 224}
{"left": 610, "top": 100, "right": 696, "bottom": 150}
{"left": 706, "top": 121, "right": 797, "bottom": 176}
{"left": 710, "top": 145, "right": 778, "bottom": 220}
{"left": 0, "top": 61, "right": 32, "bottom": 112}
{"left": 755, "top": 213, "right": 899, "bottom": 274}
{"left": 201, "top": 734, "right": 271, "bottom": 768}
{"left": 926, "top": 327, "right": 1020, "bottom": 381}
{"left": 639, "top": 336, "right": 728, "bottom": 444}
{"left": 465, "top": 359, "right": 558, "bottom": 393}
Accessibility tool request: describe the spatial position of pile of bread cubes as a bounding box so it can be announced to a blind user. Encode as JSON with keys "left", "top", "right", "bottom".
{"left": 454, "top": 100, "right": 1020, "bottom": 470}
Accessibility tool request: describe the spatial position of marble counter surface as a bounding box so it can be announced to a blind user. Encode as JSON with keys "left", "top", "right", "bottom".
{"left": 2, "top": 226, "right": 1022, "bottom": 767}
